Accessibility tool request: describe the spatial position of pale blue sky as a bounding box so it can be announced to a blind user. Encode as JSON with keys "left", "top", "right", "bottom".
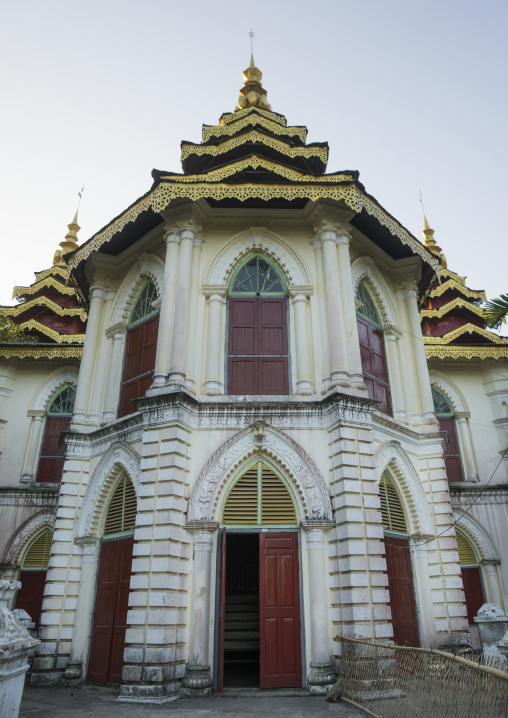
{"left": 1, "top": 0, "right": 506, "bottom": 316}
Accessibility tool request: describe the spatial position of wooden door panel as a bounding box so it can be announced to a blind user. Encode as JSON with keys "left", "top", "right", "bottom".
{"left": 259, "top": 300, "right": 286, "bottom": 355}
{"left": 139, "top": 315, "right": 159, "bottom": 375}
{"left": 384, "top": 535, "right": 419, "bottom": 647}
{"left": 259, "top": 533, "right": 302, "bottom": 688}
{"left": 36, "top": 457, "right": 65, "bottom": 483}
{"left": 357, "top": 318, "right": 392, "bottom": 416}
{"left": 123, "top": 325, "right": 143, "bottom": 381}
{"left": 118, "top": 379, "right": 141, "bottom": 418}
{"left": 229, "top": 300, "right": 257, "bottom": 354}
{"left": 217, "top": 529, "right": 226, "bottom": 692}
{"left": 15, "top": 571, "right": 47, "bottom": 629}
{"left": 439, "top": 418, "right": 464, "bottom": 481}
{"left": 259, "top": 359, "right": 288, "bottom": 395}
{"left": 228, "top": 358, "right": 257, "bottom": 395}
{"left": 461, "top": 567, "right": 485, "bottom": 624}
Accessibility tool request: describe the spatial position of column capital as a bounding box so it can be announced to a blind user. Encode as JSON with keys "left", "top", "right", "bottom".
{"left": 394, "top": 284, "right": 418, "bottom": 301}
{"left": 27, "top": 410, "right": 45, "bottom": 418}
{"left": 480, "top": 559, "right": 501, "bottom": 566}
{"left": 454, "top": 412, "right": 471, "bottom": 421}
{"left": 185, "top": 521, "right": 219, "bottom": 533}
{"left": 207, "top": 293, "right": 226, "bottom": 305}
{"left": 312, "top": 223, "right": 352, "bottom": 246}
{"left": 105, "top": 322, "right": 127, "bottom": 339}
{"left": 301, "top": 519, "right": 334, "bottom": 531}
{"left": 89, "top": 285, "right": 108, "bottom": 301}
{"left": 291, "top": 293, "right": 308, "bottom": 305}
{"left": 163, "top": 229, "right": 180, "bottom": 245}
{"left": 384, "top": 324, "right": 403, "bottom": 341}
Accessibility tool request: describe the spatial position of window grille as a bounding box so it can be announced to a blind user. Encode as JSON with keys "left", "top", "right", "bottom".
{"left": 104, "top": 476, "right": 136, "bottom": 536}
{"left": 432, "top": 388, "right": 453, "bottom": 416}
{"left": 222, "top": 461, "right": 297, "bottom": 525}
{"left": 48, "top": 385, "right": 76, "bottom": 415}
{"left": 379, "top": 473, "right": 408, "bottom": 534}
{"left": 129, "top": 281, "right": 158, "bottom": 325}
{"left": 22, "top": 529, "right": 52, "bottom": 569}
{"left": 356, "top": 281, "right": 382, "bottom": 327}
{"left": 230, "top": 256, "right": 285, "bottom": 295}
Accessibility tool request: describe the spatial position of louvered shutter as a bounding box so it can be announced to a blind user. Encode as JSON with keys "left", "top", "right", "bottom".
{"left": 104, "top": 476, "right": 136, "bottom": 536}
{"left": 457, "top": 533, "right": 477, "bottom": 565}
{"left": 222, "top": 462, "right": 297, "bottom": 525}
{"left": 379, "top": 474, "right": 408, "bottom": 534}
{"left": 261, "top": 465, "right": 297, "bottom": 524}
{"left": 23, "top": 529, "right": 52, "bottom": 568}
{"left": 222, "top": 466, "right": 258, "bottom": 524}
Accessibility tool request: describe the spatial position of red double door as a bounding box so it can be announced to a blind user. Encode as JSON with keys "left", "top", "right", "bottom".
{"left": 384, "top": 535, "right": 419, "bottom": 647}
{"left": 218, "top": 532, "right": 302, "bottom": 690}
{"left": 228, "top": 298, "right": 288, "bottom": 395}
{"left": 87, "top": 537, "right": 133, "bottom": 683}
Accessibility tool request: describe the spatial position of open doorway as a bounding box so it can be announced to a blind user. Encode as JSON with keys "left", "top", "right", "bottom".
{"left": 223, "top": 533, "right": 260, "bottom": 688}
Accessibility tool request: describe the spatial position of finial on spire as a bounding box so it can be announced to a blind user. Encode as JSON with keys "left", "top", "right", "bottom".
{"left": 53, "top": 188, "right": 83, "bottom": 267}
{"left": 419, "top": 191, "right": 447, "bottom": 268}
{"left": 235, "top": 32, "right": 271, "bottom": 112}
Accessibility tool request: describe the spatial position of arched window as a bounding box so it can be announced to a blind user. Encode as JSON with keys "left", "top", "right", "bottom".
{"left": 118, "top": 280, "right": 159, "bottom": 418}
{"left": 227, "top": 256, "right": 288, "bottom": 395}
{"left": 88, "top": 475, "right": 136, "bottom": 684}
{"left": 432, "top": 387, "right": 464, "bottom": 482}
{"left": 379, "top": 472, "right": 419, "bottom": 646}
{"left": 356, "top": 282, "right": 392, "bottom": 415}
{"left": 14, "top": 528, "right": 53, "bottom": 629}
{"left": 36, "top": 385, "right": 75, "bottom": 483}
{"left": 222, "top": 461, "right": 297, "bottom": 526}
{"left": 456, "top": 530, "right": 485, "bottom": 625}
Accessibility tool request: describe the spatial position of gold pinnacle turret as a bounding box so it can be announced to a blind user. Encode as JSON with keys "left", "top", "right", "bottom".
{"left": 421, "top": 215, "right": 447, "bottom": 269}
{"left": 235, "top": 54, "right": 271, "bottom": 112}
{"left": 53, "top": 210, "right": 81, "bottom": 267}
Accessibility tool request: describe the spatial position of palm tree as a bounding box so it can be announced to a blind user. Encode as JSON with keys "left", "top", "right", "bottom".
{"left": 484, "top": 294, "right": 508, "bottom": 329}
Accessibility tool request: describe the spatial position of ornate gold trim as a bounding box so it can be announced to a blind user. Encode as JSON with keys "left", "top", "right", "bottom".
{"left": 0, "top": 345, "right": 83, "bottom": 360}
{"left": 12, "top": 277, "right": 77, "bottom": 299}
{"left": 437, "top": 268, "right": 466, "bottom": 285}
{"left": 425, "top": 346, "right": 508, "bottom": 360}
{"left": 221, "top": 107, "right": 287, "bottom": 126}
{"left": 423, "top": 323, "right": 508, "bottom": 345}
{"left": 429, "top": 278, "right": 486, "bottom": 301}
{"left": 202, "top": 117, "right": 307, "bottom": 143}
{"left": 1, "top": 297, "right": 87, "bottom": 320}
{"left": 17, "top": 319, "right": 85, "bottom": 344}
{"left": 420, "top": 298, "right": 485, "bottom": 320}
{"left": 68, "top": 179, "right": 439, "bottom": 274}
{"left": 34, "top": 266, "right": 67, "bottom": 281}
{"left": 181, "top": 130, "right": 328, "bottom": 163}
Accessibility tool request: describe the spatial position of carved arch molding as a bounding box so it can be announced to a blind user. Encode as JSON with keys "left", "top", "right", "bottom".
{"left": 30, "top": 367, "right": 79, "bottom": 413}
{"left": 188, "top": 426, "right": 332, "bottom": 522}
{"left": 111, "top": 253, "right": 164, "bottom": 326}
{"left": 453, "top": 511, "right": 499, "bottom": 562}
{"left": 351, "top": 257, "right": 399, "bottom": 329}
{"left": 4, "top": 511, "right": 56, "bottom": 565}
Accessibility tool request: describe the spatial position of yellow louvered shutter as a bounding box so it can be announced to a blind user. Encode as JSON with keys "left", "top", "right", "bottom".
{"left": 222, "top": 462, "right": 297, "bottom": 525}
{"left": 222, "top": 466, "right": 259, "bottom": 524}
{"left": 23, "top": 529, "right": 52, "bottom": 569}
{"left": 104, "top": 476, "right": 136, "bottom": 536}
{"left": 457, "top": 532, "right": 477, "bottom": 565}
{"left": 261, "top": 464, "right": 297, "bottom": 524}
{"left": 379, "top": 473, "right": 407, "bottom": 534}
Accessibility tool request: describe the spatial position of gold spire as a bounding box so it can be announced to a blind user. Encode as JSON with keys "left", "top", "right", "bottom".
{"left": 53, "top": 210, "right": 81, "bottom": 267}
{"left": 421, "top": 215, "right": 447, "bottom": 269}
{"left": 235, "top": 54, "right": 271, "bottom": 112}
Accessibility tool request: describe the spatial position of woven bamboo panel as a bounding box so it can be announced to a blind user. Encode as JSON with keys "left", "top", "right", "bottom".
{"left": 104, "top": 476, "right": 136, "bottom": 536}
{"left": 23, "top": 529, "right": 52, "bottom": 569}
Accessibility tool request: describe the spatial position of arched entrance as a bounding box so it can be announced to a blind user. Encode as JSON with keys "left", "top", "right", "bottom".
{"left": 87, "top": 475, "right": 136, "bottom": 683}
{"left": 379, "top": 472, "right": 419, "bottom": 647}
{"left": 14, "top": 528, "right": 52, "bottom": 629}
{"left": 456, "top": 531, "right": 485, "bottom": 625}
{"left": 216, "top": 460, "right": 302, "bottom": 690}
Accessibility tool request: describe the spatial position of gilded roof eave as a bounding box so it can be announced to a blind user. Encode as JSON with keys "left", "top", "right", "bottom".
{"left": 425, "top": 345, "right": 508, "bottom": 361}
{"left": 0, "top": 344, "right": 83, "bottom": 360}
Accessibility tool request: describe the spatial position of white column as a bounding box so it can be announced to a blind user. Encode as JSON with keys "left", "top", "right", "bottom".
{"left": 102, "top": 323, "right": 127, "bottom": 424}
{"left": 481, "top": 561, "right": 504, "bottom": 609}
{"left": 184, "top": 237, "right": 204, "bottom": 395}
{"left": 21, "top": 412, "right": 45, "bottom": 483}
{"left": 63, "top": 540, "right": 100, "bottom": 681}
{"left": 410, "top": 538, "right": 439, "bottom": 648}
{"left": 403, "top": 287, "right": 438, "bottom": 427}
{"left": 71, "top": 286, "right": 106, "bottom": 428}
{"left": 168, "top": 230, "right": 197, "bottom": 387}
{"left": 302, "top": 521, "right": 335, "bottom": 689}
{"left": 292, "top": 294, "right": 313, "bottom": 396}
{"left": 384, "top": 328, "right": 406, "bottom": 422}
{"left": 182, "top": 523, "right": 218, "bottom": 691}
{"left": 88, "top": 290, "right": 115, "bottom": 427}
{"left": 203, "top": 294, "right": 226, "bottom": 396}
{"left": 318, "top": 229, "right": 349, "bottom": 389}
{"left": 455, "top": 416, "right": 478, "bottom": 481}
{"left": 311, "top": 237, "right": 331, "bottom": 393}
{"left": 336, "top": 233, "right": 366, "bottom": 390}
{"left": 152, "top": 232, "right": 180, "bottom": 387}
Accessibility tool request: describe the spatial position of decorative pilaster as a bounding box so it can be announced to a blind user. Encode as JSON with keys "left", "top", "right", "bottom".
{"left": 315, "top": 228, "right": 349, "bottom": 389}
{"left": 301, "top": 520, "right": 335, "bottom": 690}
{"left": 455, "top": 416, "right": 478, "bottom": 481}
{"left": 336, "top": 233, "right": 366, "bottom": 391}
{"left": 383, "top": 327, "right": 406, "bottom": 423}
{"left": 167, "top": 227, "right": 200, "bottom": 388}
{"left": 292, "top": 294, "right": 313, "bottom": 396}
{"left": 88, "top": 290, "right": 115, "bottom": 427}
{"left": 480, "top": 561, "right": 503, "bottom": 608}
{"left": 181, "top": 522, "right": 218, "bottom": 695}
{"left": 21, "top": 412, "right": 45, "bottom": 483}
{"left": 184, "top": 237, "right": 204, "bottom": 394}
{"left": 71, "top": 286, "right": 107, "bottom": 429}
{"left": 63, "top": 539, "right": 100, "bottom": 682}
{"left": 311, "top": 237, "right": 331, "bottom": 393}
{"left": 410, "top": 537, "right": 439, "bottom": 648}
{"left": 203, "top": 294, "right": 226, "bottom": 396}
{"left": 152, "top": 231, "right": 180, "bottom": 387}
{"left": 102, "top": 323, "right": 127, "bottom": 424}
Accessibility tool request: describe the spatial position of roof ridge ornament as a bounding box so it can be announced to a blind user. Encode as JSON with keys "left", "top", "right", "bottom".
{"left": 53, "top": 187, "right": 83, "bottom": 267}
{"left": 235, "top": 44, "right": 271, "bottom": 112}
{"left": 419, "top": 191, "right": 447, "bottom": 268}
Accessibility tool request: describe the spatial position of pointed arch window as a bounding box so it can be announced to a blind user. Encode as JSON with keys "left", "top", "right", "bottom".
{"left": 104, "top": 475, "right": 136, "bottom": 537}
{"left": 118, "top": 280, "right": 160, "bottom": 418}
{"left": 221, "top": 461, "right": 297, "bottom": 526}
{"left": 456, "top": 530, "right": 485, "bottom": 624}
{"left": 356, "top": 281, "right": 392, "bottom": 415}
{"left": 14, "top": 528, "right": 53, "bottom": 629}
{"left": 432, "top": 387, "right": 464, "bottom": 482}
{"left": 228, "top": 256, "right": 288, "bottom": 395}
{"left": 36, "top": 385, "right": 76, "bottom": 483}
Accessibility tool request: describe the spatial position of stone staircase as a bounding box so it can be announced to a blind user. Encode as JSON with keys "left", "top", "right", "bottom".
{"left": 224, "top": 594, "right": 260, "bottom": 653}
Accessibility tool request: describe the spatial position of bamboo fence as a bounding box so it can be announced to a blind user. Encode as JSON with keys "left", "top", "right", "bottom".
{"left": 327, "top": 636, "right": 508, "bottom": 718}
